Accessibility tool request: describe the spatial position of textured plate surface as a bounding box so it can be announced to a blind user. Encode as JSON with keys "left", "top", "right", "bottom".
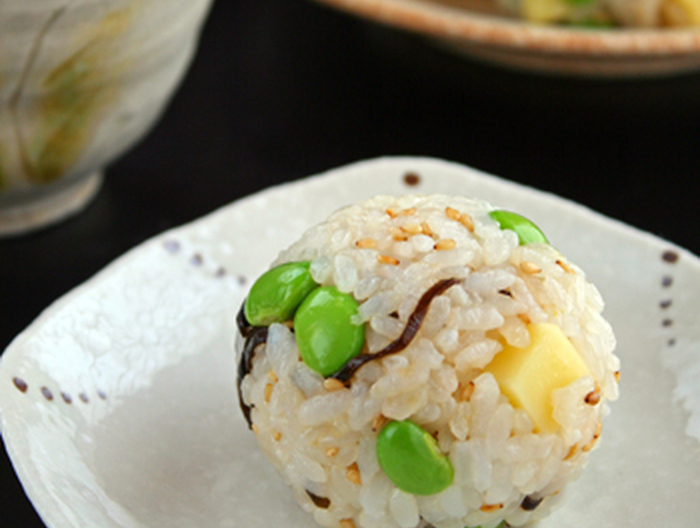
{"left": 311, "top": 0, "right": 700, "bottom": 76}
{"left": 1, "top": 157, "right": 699, "bottom": 528}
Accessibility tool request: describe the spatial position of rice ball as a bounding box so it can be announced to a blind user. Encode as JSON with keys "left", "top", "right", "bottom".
{"left": 236, "top": 195, "right": 620, "bottom": 528}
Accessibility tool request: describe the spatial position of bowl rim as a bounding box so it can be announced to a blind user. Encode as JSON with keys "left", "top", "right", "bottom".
{"left": 312, "top": 0, "right": 700, "bottom": 55}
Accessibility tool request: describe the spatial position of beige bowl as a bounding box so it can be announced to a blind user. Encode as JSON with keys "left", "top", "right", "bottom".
{"left": 0, "top": 0, "right": 213, "bottom": 236}
{"left": 312, "top": 0, "right": 700, "bottom": 76}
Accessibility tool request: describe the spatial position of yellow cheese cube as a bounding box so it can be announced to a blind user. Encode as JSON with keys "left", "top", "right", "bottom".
{"left": 484, "top": 323, "right": 590, "bottom": 434}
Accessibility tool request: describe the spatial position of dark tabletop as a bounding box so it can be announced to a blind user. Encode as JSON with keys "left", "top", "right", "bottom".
{"left": 2, "top": 0, "right": 699, "bottom": 526}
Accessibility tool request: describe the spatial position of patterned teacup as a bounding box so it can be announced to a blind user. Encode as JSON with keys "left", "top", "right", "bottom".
{"left": 0, "top": 0, "right": 213, "bottom": 236}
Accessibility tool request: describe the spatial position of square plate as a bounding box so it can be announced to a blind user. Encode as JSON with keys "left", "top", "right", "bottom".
{"left": 1, "top": 157, "right": 699, "bottom": 528}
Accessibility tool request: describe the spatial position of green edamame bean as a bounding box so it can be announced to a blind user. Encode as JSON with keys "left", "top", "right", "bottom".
{"left": 244, "top": 262, "right": 317, "bottom": 326}
{"left": 294, "top": 286, "right": 365, "bottom": 377}
{"left": 376, "top": 420, "right": 454, "bottom": 496}
{"left": 489, "top": 210, "right": 549, "bottom": 246}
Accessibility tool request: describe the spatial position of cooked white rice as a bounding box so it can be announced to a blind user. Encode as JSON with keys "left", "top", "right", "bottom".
{"left": 237, "top": 195, "right": 620, "bottom": 528}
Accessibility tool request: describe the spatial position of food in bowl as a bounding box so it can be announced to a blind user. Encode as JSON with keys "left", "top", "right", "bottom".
{"left": 497, "top": 0, "right": 700, "bottom": 26}
{"left": 235, "top": 195, "right": 620, "bottom": 528}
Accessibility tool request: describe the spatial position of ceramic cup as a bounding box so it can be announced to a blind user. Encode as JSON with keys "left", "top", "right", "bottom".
{"left": 0, "top": 0, "right": 214, "bottom": 236}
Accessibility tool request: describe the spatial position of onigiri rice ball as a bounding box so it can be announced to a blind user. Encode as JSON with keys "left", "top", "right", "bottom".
{"left": 236, "top": 195, "right": 620, "bottom": 528}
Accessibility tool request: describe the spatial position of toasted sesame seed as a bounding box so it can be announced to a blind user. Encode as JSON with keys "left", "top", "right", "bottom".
{"left": 480, "top": 503, "right": 503, "bottom": 513}
{"left": 397, "top": 207, "right": 416, "bottom": 217}
{"left": 434, "top": 239, "right": 456, "bottom": 251}
{"left": 458, "top": 381, "right": 475, "bottom": 401}
{"left": 272, "top": 430, "right": 282, "bottom": 442}
{"left": 326, "top": 447, "right": 339, "bottom": 457}
{"left": 564, "top": 444, "right": 579, "bottom": 460}
{"left": 582, "top": 435, "right": 598, "bottom": 452}
{"left": 459, "top": 213, "right": 475, "bottom": 232}
{"left": 584, "top": 389, "right": 601, "bottom": 405}
{"left": 252, "top": 424, "right": 259, "bottom": 433}
{"left": 401, "top": 224, "right": 422, "bottom": 235}
{"left": 356, "top": 238, "right": 377, "bottom": 249}
{"left": 420, "top": 222, "right": 434, "bottom": 237}
{"left": 445, "top": 207, "right": 461, "bottom": 221}
{"left": 378, "top": 255, "right": 400, "bottom": 265}
{"left": 518, "top": 313, "right": 532, "bottom": 324}
{"left": 556, "top": 259, "right": 574, "bottom": 273}
{"left": 268, "top": 370, "right": 278, "bottom": 383}
{"left": 340, "top": 519, "right": 356, "bottom": 528}
{"left": 520, "top": 261, "right": 541, "bottom": 274}
{"left": 386, "top": 207, "right": 398, "bottom": 218}
{"left": 594, "top": 421, "right": 603, "bottom": 438}
{"left": 614, "top": 371, "right": 621, "bottom": 383}
{"left": 372, "top": 414, "right": 389, "bottom": 432}
{"left": 346, "top": 463, "right": 362, "bottom": 485}
{"left": 264, "top": 383, "right": 273, "bottom": 402}
{"left": 323, "top": 378, "right": 345, "bottom": 391}
{"left": 390, "top": 228, "right": 409, "bottom": 242}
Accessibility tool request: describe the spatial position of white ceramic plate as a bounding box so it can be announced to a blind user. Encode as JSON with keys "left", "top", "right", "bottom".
{"left": 311, "top": 0, "right": 700, "bottom": 77}
{"left": 1, "top": 157, "right": 699, "bottom": 528}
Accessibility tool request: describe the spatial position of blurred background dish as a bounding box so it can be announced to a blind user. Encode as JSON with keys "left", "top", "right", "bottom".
{"left": 310, "top": 0, "right": 700, "bottom": 76}
{"left": 493, "top": 0, "right": 700, "bottom": 27}
{"left": 0, "top": 0, "right": 213, "bottom": 237}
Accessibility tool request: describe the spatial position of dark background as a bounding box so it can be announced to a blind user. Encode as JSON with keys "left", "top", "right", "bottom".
{"left": 1, "top": 0, "right": 699, "bottom": 526}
